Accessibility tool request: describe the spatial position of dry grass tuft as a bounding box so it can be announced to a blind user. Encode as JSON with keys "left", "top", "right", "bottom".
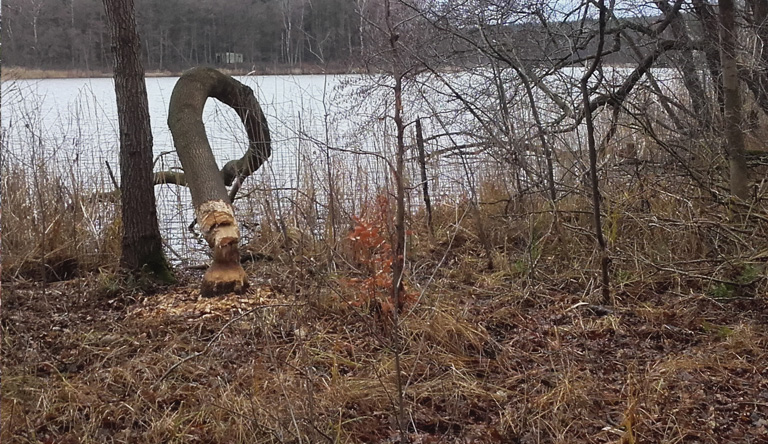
{"left": 2, "top": 160, "right": 121, "bottom": 281}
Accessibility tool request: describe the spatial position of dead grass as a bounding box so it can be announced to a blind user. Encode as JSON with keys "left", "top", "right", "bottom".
{"left": 2, "top": 187, "right": 115, "bottom": 283}
{"left": 3, "top": 239, "right": 767, "bottom": 443}
{"left": 1, "top": 67, "right": 113, "bottom": 80}
{"left": 3, "top": 102, "right": 768, "bottom": 442}
{"left": 1, "top": 158, "right": 121, "bottom": 281}
{"left": 0, "top": 67, "right": 186, "bottom": 80}
{"left": 3, "top": 152, "right": 768, "bottom": 441}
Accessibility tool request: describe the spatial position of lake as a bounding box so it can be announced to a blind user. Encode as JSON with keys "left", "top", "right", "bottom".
{"left": 1, "top": 75, "right": 370, "bottom": 182}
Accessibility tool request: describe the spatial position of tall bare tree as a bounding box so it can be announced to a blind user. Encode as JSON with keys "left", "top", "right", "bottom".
{"left": 103, "top": 0, "right": 172, "bottom": 279}
{"left": 385, "top": 0, "right": 408, "bottom": 436}
{"left": 719, "top": 0, "right": 751, "bottom": 200}
{"left": 577, "top": 0, "right": 611, "bottom": 304}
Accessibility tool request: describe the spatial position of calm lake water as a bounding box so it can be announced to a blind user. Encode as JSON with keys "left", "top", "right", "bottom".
{"left": 1, "top": 75, "right": 375, "bottom": 182}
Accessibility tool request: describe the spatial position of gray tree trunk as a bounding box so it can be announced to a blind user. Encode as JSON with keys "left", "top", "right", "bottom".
{"left": 693, "top": 0, "right": 725, "bottom": 115}
{"left": 655, "top": 0, "right": 713, "bottom": 129}
{"left": 103, "top": 0, "right": 172, "bottom": 279}
{"left": 719, "top": 0, "right": 751, "bottom": 200}
{"left": 745, "top": 0, "right": 768, "bottom": 116}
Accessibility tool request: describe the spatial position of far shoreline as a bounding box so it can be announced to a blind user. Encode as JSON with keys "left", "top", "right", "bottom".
{"left": 1, "top": 65, "right": 367, "bottom": 81}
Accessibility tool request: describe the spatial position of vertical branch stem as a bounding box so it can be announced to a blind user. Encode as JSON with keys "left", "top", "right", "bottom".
{"left": 520, "top": 74, "right": 556, "bottom": 202}
{"left": 580, "top": 0, "right": 611, "bottom": 305}
{"left": 415, "top": 118, "right": 433, "bottom": 235}
{"left": 385, "top": 1, "right": 408, "bottom": 440}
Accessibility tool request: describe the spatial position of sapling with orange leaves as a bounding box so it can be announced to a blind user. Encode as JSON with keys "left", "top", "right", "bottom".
{"left": 345, "top": 196, "right": 415, "bottom": 316}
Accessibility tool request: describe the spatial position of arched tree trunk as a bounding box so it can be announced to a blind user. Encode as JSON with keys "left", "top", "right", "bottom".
{"left": 167, "top": 67, "right": 272, "bottom": 297}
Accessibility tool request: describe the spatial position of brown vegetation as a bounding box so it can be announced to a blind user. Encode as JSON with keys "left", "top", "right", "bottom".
{"left": 3, "top": 175, "right": 768, "bottom": 442}
{"left": 0, "top": 67, "right": 167, "bottom": 81}
{"left": 1, "top": 161, "right": 121, "bottom": 282}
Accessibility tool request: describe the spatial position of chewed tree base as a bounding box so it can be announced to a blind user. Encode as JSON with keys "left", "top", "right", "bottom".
{"left": 201, "top": 261, "right": 249, "bottom": 297}
{"left": 196, "top": 200, "right": 250, "bottom": 297}
{"left": 201, "top": 232, "right": 249, "bottom": 298}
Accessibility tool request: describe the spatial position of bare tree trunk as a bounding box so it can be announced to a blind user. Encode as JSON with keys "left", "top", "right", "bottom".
{"left": 519, "top": 74, "right": 556, "bottom": 202}
{"left": 103, "top": 0, "right": 172, "bottom": 280}
{"left": 693, "top": 0, "right": 725, "bottom": 115}
{"left": 745, "top": 0, "right": 768, "bottom": 116}
{"left": 580, "top": 0, "right": 611, "bottom": 305}
{"left": 30, "top": 0, "right": 43, "bottom": 65}
{"left": 655, "top": 0, "right": 713, "bottom": 129}
{"left": 70, "top": 0, "right": 76, "bottom": 69}
{"left": 358, "top": 0, "right": 365, "bottom": 57}
{"left": 159, "top": 29, "right": 164, "bottom": 71}
{"left": 167, "top": 67, "right": 272, "bottom": 297}
{"left": 415, "top": 118, "right": 433, "bottom": 235}
{"left": 282, "top": 0, "right": 293, "bottom": 65}
{"left": 99, "top": 25, "right": 107, "bottom": 68}
{"left": 385, "top": 2, "right": 407, "bottom": 440}
{"left": 719, "top": 0, "right": 751, "bottom": 200}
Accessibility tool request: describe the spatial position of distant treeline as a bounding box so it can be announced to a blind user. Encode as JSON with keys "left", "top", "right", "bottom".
{"left": 2, "top": 0, "right": 365, "bottom": 72}
{"left": 2, "top": 0, "right": 671, "bottom": 74}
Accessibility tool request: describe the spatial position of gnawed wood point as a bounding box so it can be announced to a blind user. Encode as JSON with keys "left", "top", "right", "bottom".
{"left": 196, "top": 200, "right": 249, "bottom": 297}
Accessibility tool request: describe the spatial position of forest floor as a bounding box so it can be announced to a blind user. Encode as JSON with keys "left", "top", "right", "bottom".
{"left": 2, "top": 257, "right": 768, "bottom": 443}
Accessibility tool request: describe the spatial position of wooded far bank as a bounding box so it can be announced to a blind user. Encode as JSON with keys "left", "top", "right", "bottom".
{"left": 2, "top": 0, "right": 373, "bottom": 73}
{"left": 4, "top": 0, "right": 655, "bottom": 75}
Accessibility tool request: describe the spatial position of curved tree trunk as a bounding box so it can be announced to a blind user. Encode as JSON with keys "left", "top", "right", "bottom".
{"left": 168, "top": 67, "right": 272, "bottom": 297}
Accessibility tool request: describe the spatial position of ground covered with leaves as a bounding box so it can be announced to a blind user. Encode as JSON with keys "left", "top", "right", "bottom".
{"left": 2, "top": 258, "right": 768, "bottom": 444}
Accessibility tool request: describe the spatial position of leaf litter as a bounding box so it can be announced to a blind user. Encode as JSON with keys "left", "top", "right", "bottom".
{"left": 2, "top": 264, "right": 768, "bottom": 443}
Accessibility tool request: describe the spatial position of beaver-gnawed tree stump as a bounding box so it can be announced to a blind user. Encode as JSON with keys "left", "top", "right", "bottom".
{"left": 167, "top": 67, "right": 271, "bottom": 297}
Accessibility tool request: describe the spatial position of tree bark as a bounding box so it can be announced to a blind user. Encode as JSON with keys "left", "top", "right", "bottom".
{"left": 167, "top": 67, "right": 272, "bottom": 297}
{"left": 745, "top": 0, "right": 768, "bottom": 116}
{"left": 719, "top": 0, "right": 751, "bottom": 200}
{"left": 692, "top": 0, "right": 725, "bottom": 115}
{"left": 415, "top": 118, "right": 433, "bottom": 235}
{"left": 581, "top": 0, "right": 611, "bottom": 305}
{"left": 103, "top": 0, "right": 172, "bottom": 280}
{"left": 655, "top": 0, "right": 713, "bottom": 130}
